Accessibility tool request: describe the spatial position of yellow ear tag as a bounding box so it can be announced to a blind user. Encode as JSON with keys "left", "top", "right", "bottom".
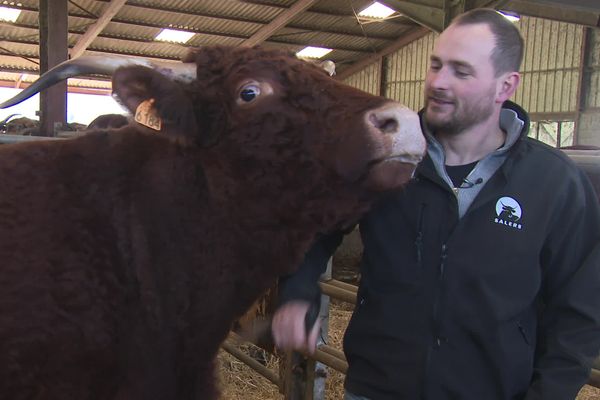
{"left": 134, "top": 99, "right": 162, "bottom": 131}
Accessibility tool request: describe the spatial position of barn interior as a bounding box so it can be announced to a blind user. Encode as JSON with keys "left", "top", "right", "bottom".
{"left": 0, "top": 1, "right": 599, "bottom": 399}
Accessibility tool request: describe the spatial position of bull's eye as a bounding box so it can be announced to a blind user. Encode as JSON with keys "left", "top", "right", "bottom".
{"left": 235, "top": 80, "right": 273, "bottom": 106}
{"left": 240, "top": 85, "right": 260, "bottom": 102}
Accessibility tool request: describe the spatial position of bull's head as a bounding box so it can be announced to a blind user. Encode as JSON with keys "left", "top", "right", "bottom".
{"left": 501, "top": 202, "right": 516, "bottom": 214}
{"left": 163, "top": 46, "right": 424, "bottom": 194}
{"left": 0, "top": 47, "right": 425, "bottom": 198}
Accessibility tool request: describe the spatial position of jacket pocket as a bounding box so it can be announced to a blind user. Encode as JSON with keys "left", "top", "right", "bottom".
{"left": 517, "top": 320, "right": 532, "bottom": 346}
{"left": 498, "top": 317, "right": 536, "bottom": 396}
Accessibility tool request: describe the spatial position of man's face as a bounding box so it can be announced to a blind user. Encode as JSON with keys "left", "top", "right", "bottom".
{"left": 424, "top": 23, "right": 500, "bottom": 135}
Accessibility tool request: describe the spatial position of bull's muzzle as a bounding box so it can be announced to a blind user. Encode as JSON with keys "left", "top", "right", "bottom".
{"left": 365, "top": 103, "right": 426, "bottom": 165}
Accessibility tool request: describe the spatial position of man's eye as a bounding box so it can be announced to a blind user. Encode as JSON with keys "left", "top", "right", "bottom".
{"left": 456, "top": 70, "right": 470, "bottom": 78}
{"left": 430, "top": 64, "right": 441, "bottom": 71}
{"left": 240, "top": 85, "right": 260, "bottom": 102}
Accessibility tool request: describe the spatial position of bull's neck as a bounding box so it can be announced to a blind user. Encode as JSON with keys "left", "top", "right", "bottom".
{"left": 195, "top": 152, "right": 371, "bottom": 273}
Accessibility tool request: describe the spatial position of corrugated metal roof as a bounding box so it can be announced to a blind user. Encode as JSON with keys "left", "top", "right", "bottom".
{"left": 0, "top": 0, "right": 421, "bottom": 87}
{"left": 0, "top": 0, "right": 597, "bottom": 89}
{"left": 0, "top": 54, "right": 38, "bottom": 73}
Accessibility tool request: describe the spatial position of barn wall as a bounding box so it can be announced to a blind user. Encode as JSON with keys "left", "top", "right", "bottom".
{"left": 578, "top": 28, "right": 600, "bottom": 147}
{"left": 342, "top": 60, "right": 381, "bottom": 96}
{"left": 384, "top": 33, "right": 436, "bottom": 111}
{"left": 362, "top": 16, "right": 592, "bottom": 147}
{"left": 514, "top": 17, "right": 583, "bottom": 116}
{"left": 579, "top": 113, "right": 600, "bottom": 146}
{"left": 587, "top": 28, "right": 600, "bottom": 109}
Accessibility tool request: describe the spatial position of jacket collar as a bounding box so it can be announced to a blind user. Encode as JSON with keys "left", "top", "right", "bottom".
{"left": 416, "top": 100, "right": 529, "bottom": 179}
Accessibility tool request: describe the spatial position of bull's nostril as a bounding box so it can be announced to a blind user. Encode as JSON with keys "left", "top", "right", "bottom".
{"left": 369, "top": 113, "right": 399, "bottom": 134}
{"left": 379, "top": 118, "right": 398, "bottom": 133}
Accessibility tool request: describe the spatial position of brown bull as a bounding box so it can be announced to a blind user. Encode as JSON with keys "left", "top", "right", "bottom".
{"left": 4, "top": 116, "right": 39, "bottom": 135}
{"left": 0, "top": 46, "right": 425, "bottom": 399}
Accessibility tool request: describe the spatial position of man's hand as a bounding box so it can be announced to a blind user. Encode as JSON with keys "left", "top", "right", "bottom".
{"left": 272, "top": 300, "right": 321, "bottom": 354}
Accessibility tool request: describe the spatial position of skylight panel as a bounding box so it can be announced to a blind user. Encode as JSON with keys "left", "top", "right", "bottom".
{"left": 155, "top": 29, "right": 195, "bottom": 44}
{"left": 499, "top": 11, "right": 520, "bottom": 22}
{"left": 296, "top": 46, "right": 333, "bottom": 59}
{"left": 358, "top": 2, "right": 396, "bottom": 19}
{"left": 0, "top": 6, "right": 22, "bottom": 23}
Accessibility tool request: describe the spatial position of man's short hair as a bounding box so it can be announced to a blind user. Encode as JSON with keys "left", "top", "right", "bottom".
{"left": 452, "top": 8, "right": 524, "bottom": 76}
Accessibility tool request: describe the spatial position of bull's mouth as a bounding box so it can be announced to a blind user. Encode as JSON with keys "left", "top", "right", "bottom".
{"left": 368, "top": 153, "right": 424, "bottom": 168}
{"left": 358, "top": 152, "right": 423, "bottom": 192}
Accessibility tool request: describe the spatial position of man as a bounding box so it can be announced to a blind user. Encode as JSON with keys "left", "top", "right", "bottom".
{"left": 272, "top": 8, "right": 600, "bottom": 400}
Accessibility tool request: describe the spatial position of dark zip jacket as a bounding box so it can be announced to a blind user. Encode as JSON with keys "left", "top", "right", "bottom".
{"left": 279, "top": 102, "right": 600, "bottom": 400}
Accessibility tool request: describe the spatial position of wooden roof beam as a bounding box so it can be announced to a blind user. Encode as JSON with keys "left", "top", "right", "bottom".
{"left": 241, "top": 0, "right": 319, "bottom": 47}
{"left": 0, "top": 29, "right": 374, "bottom": 56}
{"left": 69, "top": 0, "right": 128, "bottom": 59}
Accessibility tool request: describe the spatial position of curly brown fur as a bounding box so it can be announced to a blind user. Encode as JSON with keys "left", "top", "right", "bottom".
{"left": 0, "top": 45, "right": 422, "bottom": 399}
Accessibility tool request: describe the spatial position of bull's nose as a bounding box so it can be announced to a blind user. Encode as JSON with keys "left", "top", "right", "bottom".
{"left": 367, "top": 107, "right": 400, "bottom": 134}
{"left": 365, "top": 103, "right": 426, "bottom": 163}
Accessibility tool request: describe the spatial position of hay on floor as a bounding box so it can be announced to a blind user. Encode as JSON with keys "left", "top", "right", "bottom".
{"left": 218, "top": 300, "right": 600, "bottom": 400}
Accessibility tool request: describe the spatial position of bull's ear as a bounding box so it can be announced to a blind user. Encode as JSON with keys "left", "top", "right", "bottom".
{"left": 317, "top": 60, "right": 336, "bottom": 76}
{"left": 112, "top": 65, "right": 198, "bottom": 145}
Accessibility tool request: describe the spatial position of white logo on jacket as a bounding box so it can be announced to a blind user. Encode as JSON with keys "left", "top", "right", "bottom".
{"left": 494, "top": 196, "right": 523, "bottom": 230}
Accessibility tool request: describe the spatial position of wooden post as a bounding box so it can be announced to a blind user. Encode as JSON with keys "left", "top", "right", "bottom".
{"left": 281, "top": 259, "right": 332, "bottom": 400}
{"left": 311, "top": 259, "right": 332, "bottom": 400}
{"left": 281, "top": 351, "right": 308, "bottom": 399}
{"left": 378, "top": 57, "right": 387, "bottom": 98}
{"left": 39, "top": 0, "right": 68, "bottom": 136}
{"left": 574, "top": 27, "right": 592, "bottom": 145}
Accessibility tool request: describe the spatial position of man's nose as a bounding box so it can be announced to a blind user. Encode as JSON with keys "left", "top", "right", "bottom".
{"left": 428, "top": 68, "right": 449, "bottom": 90}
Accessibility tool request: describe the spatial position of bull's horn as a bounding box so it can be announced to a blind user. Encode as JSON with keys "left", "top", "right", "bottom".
{"left": 0, "top": 55, "right": 197, "bottom": 109}
{"left": 0, "top": 113, "right": 21, "bottom": 127}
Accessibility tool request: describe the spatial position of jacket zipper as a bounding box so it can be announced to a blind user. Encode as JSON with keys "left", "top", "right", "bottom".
{"left": 432, "top": 244, "right": 447, "bottom": 328}
{"left": 431, "top": 243, "right": 447, "bottom": 346}
{"left": 424, "top": 242, "right": 449, "bottom": 397}
{"left": 439, "top": 244, "right": 447, "bottom": 279}
{"left": 415, "top": 203, "right": 426, "bottom": 267}
{"left": 417, "top": 169, "right": 456, "bottom": 397}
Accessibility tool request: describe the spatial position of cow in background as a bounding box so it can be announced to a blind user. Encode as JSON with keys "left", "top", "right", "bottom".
{"left": 87, "top": 113, "right": 129, "bottom": 130}
{"left": 0, "top": 46, "right": 425, "bottom": 400}
{"left": 0, "top": 114, "right": 89, "bottom": 137}
{"left": 3, "top": 116, "right": 39, "bottom": 135}
{"left": 66, "top": 121, "right": 88, "bottom": 131}
{"left": 0, "top": 113, "right": 21, "bottom": 133}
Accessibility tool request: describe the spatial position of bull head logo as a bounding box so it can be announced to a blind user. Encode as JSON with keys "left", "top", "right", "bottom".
{"left": 495, "top": 197, "right": 523, "bottom": 223}
{"left": 499, "top": 202, "right": 519, "bottom": 222}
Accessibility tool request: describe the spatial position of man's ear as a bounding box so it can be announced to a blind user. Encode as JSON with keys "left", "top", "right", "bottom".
{"left": 112, "top": 65, "right": 198, "bottom": 145}
{"left": 496, "top": 72, "right": 520, "bottom": 103}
